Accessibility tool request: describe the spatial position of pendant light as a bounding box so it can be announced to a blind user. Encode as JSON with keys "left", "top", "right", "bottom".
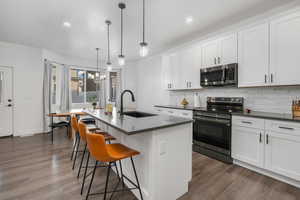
{"left": 118, "top": 3, "right": 126, "bottom": 66}
{"left": 94, "top": 48, "right": 100, "bottom": 84}
{"left": 105, "top": 20, "right": 112, "bottom": 71}
{"left": 139, "top": 0, "right": 149, "bottom": 57}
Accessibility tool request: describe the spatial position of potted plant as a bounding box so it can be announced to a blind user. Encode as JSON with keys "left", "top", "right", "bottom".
{"left": 92, "top": 102, "right": 97, "bottom": 110}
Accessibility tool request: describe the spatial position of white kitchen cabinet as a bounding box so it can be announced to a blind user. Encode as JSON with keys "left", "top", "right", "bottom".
{"left": 219, "top": 34, "right": 238, "bottom": 65}
{"left": 162, "top": 44, "right": 202, "bottom": 90}
{"left": 179, "top": 46, "right": 202, "bottom": 89}
{"left": 162, "top": 53, "right": 180, "bottom": 90}
{"left": 154, "top": 107, "right": 193, "bottom": 119}
{"left": 265, "top": 131, "right": 300, "bottom": 181}
{"left": 238, "top": 23, "right": 269, "bottom": 87}
{"left": 202, "top": 40, "right": 219, "bottom": 67}
{"left": 270, "top": 11, "right": 300, "bottom": 86}
{"left": 202, "top": 34, "right": 237, "bottom": 68}
{"left": 232, "top": 120, "right": 264, "bottom": 167}
{"left": 161, "top": 55, "right": 171, "bottom": 90}
{"left": 233, "top": 116, "right": 300, "bottom": 183}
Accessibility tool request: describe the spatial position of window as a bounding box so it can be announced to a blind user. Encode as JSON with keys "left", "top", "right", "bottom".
{"left": 70, "top": 69, "right": 100, "bottom": 104}
{"left": 109, "top": 72, "right": 118, "bottom": 102}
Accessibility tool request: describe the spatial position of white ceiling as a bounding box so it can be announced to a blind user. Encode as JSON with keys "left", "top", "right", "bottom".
{"left": 0, "top": 0, "right": 295, "bottom": 63}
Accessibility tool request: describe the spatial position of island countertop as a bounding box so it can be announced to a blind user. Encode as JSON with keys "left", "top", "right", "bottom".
{"left": 83, "top": 109, "right": 193, "bottom": 135}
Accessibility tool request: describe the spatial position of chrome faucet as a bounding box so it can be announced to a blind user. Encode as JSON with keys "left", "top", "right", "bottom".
{"left": 120, "top": 90, "right": 135, "bottom": 115}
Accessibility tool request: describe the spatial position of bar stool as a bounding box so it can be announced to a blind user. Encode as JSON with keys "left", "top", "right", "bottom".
{"left": 77, "top": 121, "right": 116, "bottom": 195}
{"left": 85, "top": 132, "right": 144, "bottom": 200}
{"left": 71, "top": 115, "right": 115, "bottom": 170}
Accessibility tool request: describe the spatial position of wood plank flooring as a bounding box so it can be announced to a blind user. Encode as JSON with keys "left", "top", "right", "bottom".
{"left": 0, "top": 129, "right": 300, "bottom": 200}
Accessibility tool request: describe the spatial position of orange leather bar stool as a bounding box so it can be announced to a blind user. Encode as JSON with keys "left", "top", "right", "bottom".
{"left": 71, "top": 115, "right": 116, "bottom": 170}
{"left": 85, "top": 132, "right": 144, "bottom": 200}
{"left": 77, "top": 121, "right": 116, "bottom": 195}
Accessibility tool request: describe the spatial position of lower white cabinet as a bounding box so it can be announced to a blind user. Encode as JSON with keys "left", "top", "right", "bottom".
{"left": 154, "top": 107, "right": 193, "bottom": 119}
{"left": 265, "top": 131, "right": 300, "bottom": 181}
{"left": 232, "top": 126, "right": 264, "bottom": 168}
{"left": 232, "top": 116, "right": 300, "bottom": 182}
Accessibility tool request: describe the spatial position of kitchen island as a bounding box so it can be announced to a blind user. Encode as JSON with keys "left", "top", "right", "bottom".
{"left": 84, "top": 109, "right": 193, "bottom": 200}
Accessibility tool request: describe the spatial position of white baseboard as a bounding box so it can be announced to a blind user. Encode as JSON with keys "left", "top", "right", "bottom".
{"left": 234, "top": 159, "right": 300, "bottom": 188}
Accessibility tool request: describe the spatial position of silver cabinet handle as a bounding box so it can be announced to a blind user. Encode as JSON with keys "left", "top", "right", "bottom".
{"left": 266, "top": 134, "right": 269, "bottom": 144}
{"left": 265, "top": 74, "right": 267, "bottom": 83}
{"left": 271, "top": 74, "right": 274, "bottom": 83}
{"left": 278, "top": 126, "right": 294, "bottom": 131}
{"left": 182, "top": 113, "right": 189, "bottom": 116}
{"left": 218, "top": 57, "right": 221, "bottom": 64}
{"left": 242, "top": 121, "right": 252, "bottom": 124}
{"left": 214, "top": 57, "right": 217, "bottom": 65}
{"left": 190, "top": 82, "right": 192, "bottom": 88}
{"left": 259, "top": 133, "right": 262, "bottom": 143}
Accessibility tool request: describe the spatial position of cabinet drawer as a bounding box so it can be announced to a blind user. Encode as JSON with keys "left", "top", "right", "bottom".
{"left": 176, "top": 110, "right": 193, "bottom": 119}
{"left": 266, "top": 120, "right": 300, "bottom": 136}
{"left": 232, "top": 116, "right": 265, "bottom": 129}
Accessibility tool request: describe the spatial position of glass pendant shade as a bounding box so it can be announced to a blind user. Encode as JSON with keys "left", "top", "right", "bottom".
{"left": 139, "top": 42, "right": 149, "bottom": 57}
{"left": 118, "top": 55, "right": 125, "bottom": 66}
{"left": 106, "top": 62, "right": 112, "bottom": 71}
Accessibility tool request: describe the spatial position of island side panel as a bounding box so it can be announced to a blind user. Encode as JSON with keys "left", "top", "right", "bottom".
{"left": 151, "top": 122, "right": 193, "bottom": 200}
{"left": 107, "top": 125, "right": 154, "bottom": 200}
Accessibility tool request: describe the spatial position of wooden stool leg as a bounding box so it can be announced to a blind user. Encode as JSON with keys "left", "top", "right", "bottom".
{"left": 81, "top": 151, "right": 90, "bottom": 195}
{"left": 131, "top": 157, "right": 144, "bottom": 200}
{"left": 77, "top": 143, "right": 87, "bottom": 178}
{"left": 86, "top": 160, "right": 98, "bottom": 200}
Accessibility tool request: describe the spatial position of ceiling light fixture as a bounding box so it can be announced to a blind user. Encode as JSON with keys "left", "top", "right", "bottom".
{"left": 118, "top": 2, "right": 126, "bottom": 66}
{"left": 185, "top": 16, "right": 193, "bottom": 24}
{"left": 63, "top": 21, "right": 71, "bottom": 28}
{"left": 139, "top": 0, "right": 149, "bottom": 57}
{"left": 105, "top": 20, "right": 112, "bottom": 71}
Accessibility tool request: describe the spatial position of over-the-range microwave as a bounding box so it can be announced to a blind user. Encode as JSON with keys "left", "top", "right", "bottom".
{"left": 200, "top": 63, "right": 238, "bottom": 87}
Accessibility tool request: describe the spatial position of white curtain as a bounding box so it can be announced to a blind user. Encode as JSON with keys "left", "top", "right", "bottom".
{"left": 59, "top": 65, "right": 71, "bottom": 112}
{"left": 42, "top": 60, "right": 52, "bottom": 132}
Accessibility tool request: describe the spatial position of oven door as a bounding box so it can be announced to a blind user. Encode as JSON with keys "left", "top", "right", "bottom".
{"left": 193, "top": 116, "right": 231, "bottom": 152}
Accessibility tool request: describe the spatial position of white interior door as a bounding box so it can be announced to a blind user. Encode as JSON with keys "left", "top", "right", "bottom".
{"left": 0, "top": 66, "right": 13, "bottom": 137}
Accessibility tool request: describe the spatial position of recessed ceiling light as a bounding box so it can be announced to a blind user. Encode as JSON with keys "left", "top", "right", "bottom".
{"left": 185, "top": 16, "right": 193, "bottom": 24}
{"left": 63, "top": 21, "right": 71, "bottom": 28}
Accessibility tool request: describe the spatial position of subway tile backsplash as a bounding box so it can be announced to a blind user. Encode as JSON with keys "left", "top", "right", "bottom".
{"left": 169, "top": 86, "right": 300, "bottom": 114}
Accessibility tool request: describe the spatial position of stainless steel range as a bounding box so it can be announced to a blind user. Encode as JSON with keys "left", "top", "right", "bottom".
{"left": 193, "top": 97, "right": 244, "bottom": 163}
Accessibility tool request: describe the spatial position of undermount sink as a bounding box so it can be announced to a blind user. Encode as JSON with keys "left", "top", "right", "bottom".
{"left": 123, "top": 111, "right": 157, "bottom": 118}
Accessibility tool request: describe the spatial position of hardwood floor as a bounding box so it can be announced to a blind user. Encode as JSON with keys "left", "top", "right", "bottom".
{"left": 1, "top": 129, "right": 300, "bottom": 200}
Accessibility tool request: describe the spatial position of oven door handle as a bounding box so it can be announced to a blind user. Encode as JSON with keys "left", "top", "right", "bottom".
{"left": 193, "top": 116, "right": 230, "bottom": 126}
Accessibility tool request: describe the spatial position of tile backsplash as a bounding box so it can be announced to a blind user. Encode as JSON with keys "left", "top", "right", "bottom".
{"left": 169, "top": 86, "right": 300, "bottom": 114}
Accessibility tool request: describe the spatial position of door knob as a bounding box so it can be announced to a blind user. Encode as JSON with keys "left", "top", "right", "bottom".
{"left": 7, "top": 104, "right": 12, "bottom": 107}
{"left": 8, "top": 99, "right": 12, "bottom": 102}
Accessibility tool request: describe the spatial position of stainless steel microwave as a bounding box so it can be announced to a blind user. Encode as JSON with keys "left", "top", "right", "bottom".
{"left": 200, "top": 63, "right": 238, "bottom": 87}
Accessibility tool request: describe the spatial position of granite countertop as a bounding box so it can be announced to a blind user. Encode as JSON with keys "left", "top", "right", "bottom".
{"left": 84, "top": 109, "right": 193, "bottom": 135}
{"left": 155, "top": 105, "right": 300, "bottom": 123}
{"left": 154, "top": 105, "right": 204, "bottom": 111}
{"left": 232, "top": 111, "right": 300, "bottom": 123}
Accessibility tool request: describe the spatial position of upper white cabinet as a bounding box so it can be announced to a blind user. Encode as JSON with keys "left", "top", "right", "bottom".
{"left": 238, "top": 23, "right": 269, "bottom": 87}
{"left": 202, "top": 34, "right": 237, "bottom": 68}
{"left": 162, "top": 45, "right": 202, "bottom": 90}
{"left": 270, "top": 11, "right": 300, "bottom": 86}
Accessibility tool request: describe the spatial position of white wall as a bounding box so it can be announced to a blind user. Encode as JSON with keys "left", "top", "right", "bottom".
{"left": 0, "top": 41, "right": 44, "bottom": 136}
{"left": 0, "top": 41, "right": 96, "bottom": 136}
